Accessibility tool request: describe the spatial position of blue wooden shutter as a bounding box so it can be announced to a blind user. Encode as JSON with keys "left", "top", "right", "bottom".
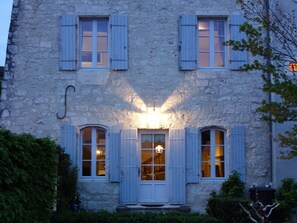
{"left": 230, "top": 126, "right": 246, "bottom": 181}
{"left": 111, "top": 15, "right": 128, "bottom": 70}
{"left": 120, "top": 129, "right": 137, "bottom": 204}
{"left": 169, "top": 129, "right": 186, "bottom": 204}
{"left": 60, "top": 124, "right": 77, "bottom": 166}
{"left": 59, "top": 15, "right": 77, "bottom": 71}
{"left": 186, "top": 127, "right": 199, "bottom": 183}
{"left": 109, "top": 127, "right": 120, "bottom": 182}
{"left": 230, "top": 14, "right": 248, "bottom": 70}
{"left": 179, "top": 15, "right": 197, "bottom": 71}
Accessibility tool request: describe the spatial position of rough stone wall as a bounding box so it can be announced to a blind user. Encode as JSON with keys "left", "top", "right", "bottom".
{"left": 1, "top": 0, "right": 271, "bottom": 212}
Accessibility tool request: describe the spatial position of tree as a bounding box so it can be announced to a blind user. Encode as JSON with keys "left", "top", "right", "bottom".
{"left": 227, "top": 0, "right": 297, "bottom": 158}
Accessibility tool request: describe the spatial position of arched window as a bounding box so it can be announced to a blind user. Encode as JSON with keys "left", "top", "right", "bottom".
{"left": 201, "top": 128, "right": 225, "bottom": 178}
{"left": 81, "top": 127, "right": 106, "bottom": 177}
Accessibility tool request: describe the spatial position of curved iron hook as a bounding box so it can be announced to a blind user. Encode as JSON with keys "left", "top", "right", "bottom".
{"left": 56, "top": 85, "right": 76, "bottom": 119}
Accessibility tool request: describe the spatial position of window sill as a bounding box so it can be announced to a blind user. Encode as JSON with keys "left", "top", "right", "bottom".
{"left": 76, "top": 69, "right": 109, "bottom": 85}
{"left": 78, "top": 177, "right": 108, "bottom": 182}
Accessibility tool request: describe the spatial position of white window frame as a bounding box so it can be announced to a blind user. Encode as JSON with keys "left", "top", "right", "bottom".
{"left": 79, "top": 18, "right": 110, "bottom": 69}
{"left": 79, "top": 126, "right": 107, "bottom": 179}
{"left": 201, "top": 128, "right": 226, "bottom": 180}
{"left": 198, "top": 18, "right": 227, "bottom": 69}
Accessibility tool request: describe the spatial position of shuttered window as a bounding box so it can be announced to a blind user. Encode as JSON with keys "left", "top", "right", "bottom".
{"left": 60, "top": 15, "right": 128, "bottom": 71}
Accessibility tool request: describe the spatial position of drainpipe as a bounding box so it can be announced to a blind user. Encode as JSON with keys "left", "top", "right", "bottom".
{"left": 265, "top": 0, "right": 274, "bottom": 186}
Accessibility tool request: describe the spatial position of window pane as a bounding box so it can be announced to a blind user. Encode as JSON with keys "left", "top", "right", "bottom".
{"left": 201, "top": 146, "right": 210, "bottom": 161}
{"left": 215, "top": 130, "right": 224, "bottom": 144}
{"left": 142, "top": 150, "right": 152, "bottom": 165}
{"left": 215, "top": 146, "right": 224, "bottom": 161}
{"left": 97, "top": 52, "right": 108, "bottom": 66}
{"left": 202, "top": 162, "right": 210, "bottom": 177}
{"left": 214, "top": 21, "right": 224, "bottom": 36}
{"left": 154, "top": 166, "right": 165, "bottom": 180}
{"left": 82, "top": 20, "right": 92, "bottom": 36}
{"left": 198, "top": 21, "right": 209, "bottom": 36}
{"left": 82, "top": 37, "right": 92, "bottom": 51}
{"left": 215, "top": 162, "right": 224, "bottom": 177}
{"left": 96, "top": 161, "right": 105, "bottom": 176}
{"left": 202, "top": 130, "right": 210, "bottom": 145}
{"left": 154, "top": 134, "right": 165, "bottom": 149}
{"left": 214, "top": 37, "right": 224, "bottom": 52}
{"left": 142, "top": 134, "right": 152, "bottom": 148}
{"left": 199, "top": 37, "right": 209, "bottom": 52}
{"left": 96, "top": 129, "right": 105, "bottom": 144}
{"left": 97, "top": 20, "right": 108, "bottom": 36}
{"left": 199, "top": 53, "right": 210, "bottom": 67}
{"left": 154, "top": 151, "right": 165, "bottom": 164}
{"left": 81, "top": 51, "right": 92, "bottom": 67}
{"left": 82, "top": 128, "right": 92, "bottom": 143}
{"left": 214, "top": 52, "right": 225, "bottom": 67}
{"left": 82, "top": 161, "right": 91, "bottom": 176}
{"left": 141, "top": 166, "right": 152, "bottom": 180}
{"left": 82, "top": 145, "right": 91, "bottom": 160}
{"left": 96, "top": 146, "right": 105, "bottom": 160}
{"left": 97, "top": 36, "right": 108, "bottom": 51}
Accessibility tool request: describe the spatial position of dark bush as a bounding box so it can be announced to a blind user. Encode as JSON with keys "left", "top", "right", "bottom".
{"left": 0, "top": 128, "right": 58, "bottom": 223}
{"left": 206, "top": 172, "right": 250, "bottom": 223}
{"left": 271, "top": 178, "right": 297, "bottom": 222}
{"left": 56, "top": 147, "right": 78, "bottom": 212}
{"left": 51, "top": 211, "right": 220, "bottom": 223}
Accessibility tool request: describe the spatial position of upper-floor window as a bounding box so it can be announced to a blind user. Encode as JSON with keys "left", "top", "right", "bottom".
{"left": 179, "top": 15, "right": 247, "bottom": 71}
{"left": 59, "top": 15, "right": 128, "bottom": 71}
{"left": 80, "top": 19, "right": 109, "bottom": 68}
{"left": 198, "top": 19, "right": 226, "bottom": 68}
{"left": 201, "top": 128, "right": 225, "bottom": 178}
{"left": 81, "top": 127, "right": 106, "bottom": 178}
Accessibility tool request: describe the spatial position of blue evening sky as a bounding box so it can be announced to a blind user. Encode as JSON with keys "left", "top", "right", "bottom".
{"left": 0, "top": 0, "right": 13, "bottom": 66}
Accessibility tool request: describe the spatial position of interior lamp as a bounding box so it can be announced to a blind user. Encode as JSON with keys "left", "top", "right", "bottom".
{"left": 155, "top": 145, "right": 164, "bottom": 153}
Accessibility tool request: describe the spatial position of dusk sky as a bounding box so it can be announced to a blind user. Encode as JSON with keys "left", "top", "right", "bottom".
{"left": 0, "top": 0, "right": 13, "bottom": 66}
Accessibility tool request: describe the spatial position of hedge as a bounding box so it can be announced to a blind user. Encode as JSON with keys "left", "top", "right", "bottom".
{"left": 51, "top": 211, "right": 220, "bottom": 223}
{"left": 0, "top": 128, "right": 58, "bottom": 223}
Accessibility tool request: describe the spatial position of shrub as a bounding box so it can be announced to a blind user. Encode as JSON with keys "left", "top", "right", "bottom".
{"left": 0, "top": 128, "right": 58, "bottom": 223}
{"left": 56, "top": 147, "right": 78, "bottom": 212}
{"left": 206, "top": 172, "right": 250, "bottom": 223}
{"left": 51, "top": 211, "right": 220, "bottom": 223}
{"left": 271, "top": 178, "right": 297, "bottom": 222}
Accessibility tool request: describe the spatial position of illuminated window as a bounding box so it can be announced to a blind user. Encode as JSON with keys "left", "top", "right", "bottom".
{"left": 201, "top": 128, "right": 225, "bottom": 178}
{"left": 198, "top": 19, "right": 226, "bottom": 68}
{"left": 80, "top": 19, "right": 109, "bottom": 68}
{"left": 81, "top": 127, "right": 106, "bottom": 177}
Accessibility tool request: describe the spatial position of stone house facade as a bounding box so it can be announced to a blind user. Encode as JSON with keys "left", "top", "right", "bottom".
{"left": 1, "top": 0, "right": 282, "bottom": 212}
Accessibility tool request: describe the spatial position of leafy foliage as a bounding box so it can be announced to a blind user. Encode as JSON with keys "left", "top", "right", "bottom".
{"left": 272, "top": 178, "right": 297, "bottom": 221}
{"left": 56, "top": 147, "right": 78, "bottom": 212}
{"left": 227, "top": 0, "right": 297, "bottom": 158}
{"left": 206, "top": 172, "right": 249, "bottom": 223}
{"left": 0, "top": 128, "right": 58, "bottom": 223}
{"left": 51, "top": 211, "right": 219, "bottom": 223}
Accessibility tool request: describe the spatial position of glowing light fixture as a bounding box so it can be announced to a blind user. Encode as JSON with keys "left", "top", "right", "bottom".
{"left": 155, "top": 145, "right": 164, "bottom": 153}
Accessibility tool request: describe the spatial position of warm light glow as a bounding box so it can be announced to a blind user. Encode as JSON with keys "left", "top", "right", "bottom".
{"left": 155, "top": 145, "right": 164, "bottom": 153}
{"left": 289, "top": 62, "right": 297, "bottom": 71}
{"left": 147, "top": 107, "right": 161, "bottom": 128}
{"left": 96, "top": 150, "right": 102, "bottom": 155}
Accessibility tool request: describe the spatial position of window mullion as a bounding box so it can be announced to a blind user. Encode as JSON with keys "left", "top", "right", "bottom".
{"left": 209, "top": 21, "right": 214, "bottom": 67}
{"left": 92, "top": 128, "right": 96, "bottom": 177}
{"left": 210, "top": 130, "right": 216, "bottom": 178}
{"left": 92, "top": 20, "right": 97, "bottom": 67}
